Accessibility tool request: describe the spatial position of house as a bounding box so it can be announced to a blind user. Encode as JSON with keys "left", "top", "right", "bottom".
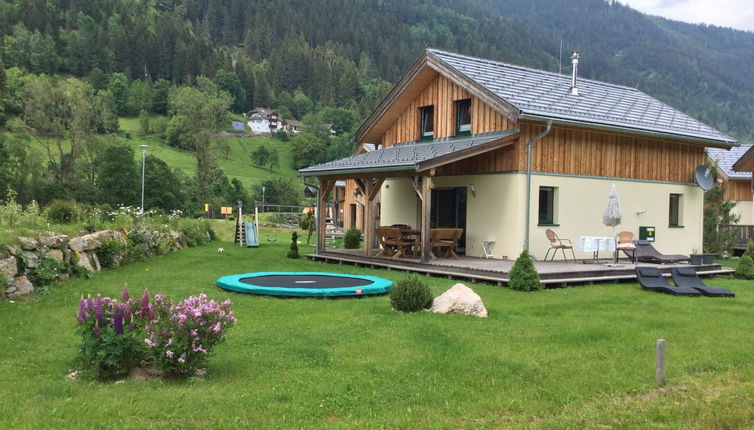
{"left": 708, "top": 145, "right": 753, "bottom": 224}
{"left": 283, "top": 119, "right": 304, "bottom": 135}
{"left": 300, "top": 49, "right": 736, "bottom": 262}
{"left": 246, "top": 108, "right": 283, "bottom": 134}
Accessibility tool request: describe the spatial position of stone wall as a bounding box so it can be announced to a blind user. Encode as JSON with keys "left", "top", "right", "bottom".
{"left": 1, "top": 228, "right": 192, "bottom": 300}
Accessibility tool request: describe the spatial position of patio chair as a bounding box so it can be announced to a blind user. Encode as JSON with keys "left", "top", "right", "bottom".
{"left": 430, "top": 228, "right": 463, "bottom": 259}
{"left": 634, "top": 240, "right": 689, "bottom": 264}
{"left": 670, "top": 267, "right": 735, "bottom": 297}
{"left": 544, "top": 229, "right": 576, "bottom": 262}
{"left": 616, "top": 231, "right": 636, "bottom": 262}
{"left": 375, "top": 226, "right": 399, "bottom": 257}
{"left": 393, "top": 228, "right": 420, "bottom": 259}
{"left": 634, "top": 266, "right": 700, "bottom": 296}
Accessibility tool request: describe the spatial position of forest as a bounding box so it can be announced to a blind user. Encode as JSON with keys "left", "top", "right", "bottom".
{"left": 1, "top": 0, "right": 753, "bottom": 213}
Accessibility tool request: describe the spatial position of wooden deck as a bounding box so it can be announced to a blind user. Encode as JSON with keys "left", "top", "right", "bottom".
{"left": 306, "top": 249, "right": 734, "bottom": 287}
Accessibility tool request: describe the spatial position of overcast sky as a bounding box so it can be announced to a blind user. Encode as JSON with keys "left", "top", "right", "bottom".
{"left": 619, "top": 0, "right": 754, "bottom": 32}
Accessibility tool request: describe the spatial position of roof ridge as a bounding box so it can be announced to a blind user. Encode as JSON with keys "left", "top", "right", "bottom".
{"left": 427, "top": 48, "right": 643, "bottom": 94}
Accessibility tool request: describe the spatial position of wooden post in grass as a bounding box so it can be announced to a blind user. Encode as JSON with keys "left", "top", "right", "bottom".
{"left": 656, "top": 339, "right": 666, "bottom": 386}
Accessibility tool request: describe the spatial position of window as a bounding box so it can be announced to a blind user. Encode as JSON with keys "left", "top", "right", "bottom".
{"left": 455, "top": 99, "right": 471, "bottom": 136}
{"left": 669, "top": 194, "right": 683, "bottom": 227}
{"left": 538, "top": 186, "right": 557, "bottom": 225}
{"left": 419, "top": 105, "right": 434, "bottom": 140}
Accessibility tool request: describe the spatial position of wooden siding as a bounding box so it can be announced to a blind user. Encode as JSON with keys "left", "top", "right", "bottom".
{"left": 380, "top": 74, "right": 515, "bottom": 147}
{"left": 724, "top": 179, "right": 754, "bottom": 201}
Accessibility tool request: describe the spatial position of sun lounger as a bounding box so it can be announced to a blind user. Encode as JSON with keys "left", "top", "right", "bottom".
{"left": 634, "top": 266, "right": 701, "bottom": 296}
{"left": 670, "top": 267, "right": 735, "bottom": 297}
{"left": 633, "top": 240, "right": 689, "bottom": 264}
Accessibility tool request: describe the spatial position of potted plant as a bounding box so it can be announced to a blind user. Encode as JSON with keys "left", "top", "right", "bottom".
{"left": 701, "top": 253, "right": 715, "bottom": 264}
{"left": 689, "top": 249, "right": 703, "bottom": 265}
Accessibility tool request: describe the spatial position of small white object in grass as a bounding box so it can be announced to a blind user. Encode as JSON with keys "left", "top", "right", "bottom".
{"left": 217, "top": 248, "right": 224, "bottom": 253}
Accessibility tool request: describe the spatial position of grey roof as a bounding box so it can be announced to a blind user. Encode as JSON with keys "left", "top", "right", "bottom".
{"left": 429, "top": 49, "right": 736, "bottom": 145}
{"left": 708, "top": 145, "right": 753, "bottom": 179}
{"left": 300, "top": 131, "right": 517, "bottom": 176}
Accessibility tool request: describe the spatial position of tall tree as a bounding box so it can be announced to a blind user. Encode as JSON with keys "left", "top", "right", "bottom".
{"left": 95, "top": 143, "right": 139, "bottom": 207}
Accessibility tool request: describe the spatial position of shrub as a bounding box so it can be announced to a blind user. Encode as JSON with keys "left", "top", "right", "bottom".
{"left": 74, "top": 286, "right": 149, "bottom": 380}
{"left": 287, "top": 232, "right": 300, "bottom": 259}
{"left": 46, "top": 200, "right": 79, "bottom": 224}
{"left": 145, "top": 293, "right": 237, "bottom": 376}
{"left": 344, "top": 228, "right": 362, "bottom": 249}
{"left": 97, "top": 238, "right": 125, "bottom": 269}
{"left": 735, "top": 255, "right": 754, "bottom": 280}
{"left": 745, "top": 239, "right": 754, "bottom": 259}
{"left": 28, "top": 253, "right": 68, "bottom": 289}
{"left": 182, "top": 221, "right": 214, "bottom": 247}
{"left": 509, "top": 250, "right": 541, "bottom": 291}
{"left": 390, "top": 275, "right": 433, "bottom": 312}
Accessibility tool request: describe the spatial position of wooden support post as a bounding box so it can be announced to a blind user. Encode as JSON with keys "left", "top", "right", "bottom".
{"left": 364, "top": 179, "right": 375, "bottom": 256}
{"left": 420, "top": 175, "right": 431, "bottom": 263}
{"left": 656, "top": 339, "right": 666, "bottom": 387}
{"left": 316, "top": 178, "right": 328, "bottom": 254}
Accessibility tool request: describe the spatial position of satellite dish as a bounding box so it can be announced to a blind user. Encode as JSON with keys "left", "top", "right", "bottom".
{"left": 694, "top": 165, "right": 715, "bottom": 191}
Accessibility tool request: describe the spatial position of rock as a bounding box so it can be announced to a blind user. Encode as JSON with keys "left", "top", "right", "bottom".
{"left": 23, "top": 251, "right": 39, "bottom": 269}
{"left": 7, "top": 276, "right": 34, "bottom": 299}
{"left": 0, "top": 256, "right": 18, "bottom": 281}
{"left": 38, "top": 233, "right": 69, "bottom": 249}
{"left": 47, "top": 249, "right": 64, "bottom": 261}
{"left": 69, "top": 235, "right": 98, "bottom": 252}
{"left": 430, "top": 283, "right": 488, "bottom": 318}
{"left": 18, "top": 236, "right": 38, "bottom": 251}
{"left": 90, "top": 229, "right": 127, "bottom": 244}
{"left": 77, "top": 251, "right": 101, "bottom": 272}
{"left": 169, "top": 230, "right": 187, "bottom": 250}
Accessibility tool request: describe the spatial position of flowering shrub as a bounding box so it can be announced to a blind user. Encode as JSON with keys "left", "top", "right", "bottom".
{"left": 75, "top": 286, "right": 150, "bottom": 380}
{"left": 145, "top": 293, "right": 237, "bottom": 376}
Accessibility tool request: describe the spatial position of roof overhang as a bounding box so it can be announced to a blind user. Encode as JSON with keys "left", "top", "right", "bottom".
{"left": 300, "top": 131, "right": 519, "bottom": 178}
{"left": 519, "top": 113, "right": 737, "bottom": 148}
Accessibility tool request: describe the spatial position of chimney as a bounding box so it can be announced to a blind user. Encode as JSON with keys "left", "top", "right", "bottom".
{"left": 570, "top": 50, "right": 581, "bottom": 96}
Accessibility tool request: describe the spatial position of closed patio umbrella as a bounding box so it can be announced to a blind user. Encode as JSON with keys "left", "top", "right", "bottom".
{"left": 602, "top": 184, "right": 622, "bottom": 262}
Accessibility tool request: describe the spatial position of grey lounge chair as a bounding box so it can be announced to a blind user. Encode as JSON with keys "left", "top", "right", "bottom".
{"left": 634, "top": 240, "right": 689, "bottom": 264}
{"left": 634, "top": 266, "right": 700, "bottom": 296}
{"left": 670, "top": 267, "right": 735, "bottom": 297}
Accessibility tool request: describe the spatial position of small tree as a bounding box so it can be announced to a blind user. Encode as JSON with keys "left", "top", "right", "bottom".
{"left": 287, "top": 232, "right": 300, "bottom": 259}
{"left": 250, "top": 145, "right": 270, "bottom": 168}
{"left": 703, "top": 165, "right": 740, "bottom": 255}
{"left": 344, "top": 228, "right": 361, "bottom": 249}
{"left": 390, "top": 275, "right": 433, "bottom": 312}
{"left": 509, "top": 250, "right": 541, "bottom": 291}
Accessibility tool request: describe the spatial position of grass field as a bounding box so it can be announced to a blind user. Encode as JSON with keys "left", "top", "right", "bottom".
{"left": 1, "top": 227, "right": 753, "bottom": 429}
{"left": 118, "top": 117, "right": 299, "bottom": 192}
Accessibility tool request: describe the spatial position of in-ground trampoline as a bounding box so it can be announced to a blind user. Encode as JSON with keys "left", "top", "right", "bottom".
{"left": 216, "top": 272, "right": 393, "bottom": 297}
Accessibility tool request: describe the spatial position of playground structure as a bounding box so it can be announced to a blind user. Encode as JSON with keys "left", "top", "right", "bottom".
{"left": 234, "top": 201, "right": 259, "bottom": 247}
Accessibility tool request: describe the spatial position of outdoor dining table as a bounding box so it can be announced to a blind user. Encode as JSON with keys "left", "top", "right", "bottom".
{"left": 575, "top": 235, "right": 616, "bottom": 263}
{"left": 392, "top": 229, "right": 421, "bottom": 259}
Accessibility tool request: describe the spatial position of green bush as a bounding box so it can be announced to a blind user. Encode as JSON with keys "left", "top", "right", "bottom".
{"left": 509, "top": 250, "right": 541, "bottom": 291}
{"left": 287, "top": 232, "right": 300, "bottom": 259}
{"left": 390, "top": 275, "right": 433, "bottom": 312}
{"left": 46, "top": 200, "right": 79, "bottom": 224}
{"left": 28, "top": 254, "right": 68, "bottom": 289}
{"left": 735, "top": 255, "right": 754, "bottom": 280}
{"left": 344, "top": 228, "right": 362, "bottom": 249}
{"left": 745, "top": 239, "right": 754, "bottom": 259}
{"left": 97, "top": 238, "right": 125, "bottom": 269}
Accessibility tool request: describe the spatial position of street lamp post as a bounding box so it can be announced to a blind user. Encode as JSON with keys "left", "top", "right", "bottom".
{"left": 139, "top": 144, "right": 149, "bottom": 215}
{"left": 261, "top": 186, "right": 266, "bottom": 212}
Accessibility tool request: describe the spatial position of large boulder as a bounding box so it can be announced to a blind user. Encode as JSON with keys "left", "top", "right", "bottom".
{"left": 69, "top": 234, "right": 100, "bottom": 252}
{"left": 430, "top": 283, "right": 488, "bottom": 318}
{"left": 6, "top": 276, "right": 34, "bottom": 299}
{"left": 47, "top": 249, "right": 65, "bottom": 262}
{"left": 38, "top": 233, "right": 69, "bottom": 249}
{"left": 90, "top": 229, "right": 127, "bottom": 244}
{"left": 77, "top": 251, "right": 101, "bottom": 272}
{"left": 18, "top": 237, "right": 38, "bottom": 251}
{"left": 0, "top": 256, "right": 18, "bottom": 282}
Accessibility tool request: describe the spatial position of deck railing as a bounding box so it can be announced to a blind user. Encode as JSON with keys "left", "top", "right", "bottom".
{"left": 719, "top": 225, "right": 754, "bottom": 248}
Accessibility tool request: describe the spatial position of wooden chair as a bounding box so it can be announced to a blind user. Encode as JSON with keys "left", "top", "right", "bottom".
{"left": 544, "top": 228, "right": 576, "bottom": 262}
{"left": 393, "top": 229, "right": 420, "bottom": 259}
{"left": 616, "top": 231, "right": 636, "bottom": 262}
{"left": 430, "top": 228, "right": 463, "bottom": 259}
{"left": 375, "top": 226, "right": 399, "bottom": 257}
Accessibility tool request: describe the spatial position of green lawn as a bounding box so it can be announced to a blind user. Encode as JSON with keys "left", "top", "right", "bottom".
{"left": 119, "top": 117, "right": 299, "bottom": 191}
{"left": 1, "top": 228, "right": 753, "bottom": 428}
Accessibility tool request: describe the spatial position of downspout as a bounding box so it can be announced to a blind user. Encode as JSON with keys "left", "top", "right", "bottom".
{"left": 524, "top": 120, "right": 553, "bottom": 254}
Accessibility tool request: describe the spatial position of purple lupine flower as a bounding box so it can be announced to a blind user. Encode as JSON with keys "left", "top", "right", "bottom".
{"left": 140, "top": 289, "right": 151, "bottom": 319}
{"left": 95, "top": 296, "right": 104, "bottom": 329}
{"left": 123, "top": 301, "right": 131, "bottom": 323}
{"left": 113, "top": 306, "right": 123, "bottom": 335}
{"left": 178, "top": 353, "right": 186, "bottom": 364}
{"left": 93, "top": 326, "right": 100, "bottom": 339}
{"left": 77, "top": 299, "right": 88, "bottom": 323}
{"left": 122, "top": 285, "right": 130, "bottom": 302}
{"left": 166, "top": 350, "right": 174, "bottom": 358}
{"left": 144, "top": 338, "right": 155, "bottom": 347}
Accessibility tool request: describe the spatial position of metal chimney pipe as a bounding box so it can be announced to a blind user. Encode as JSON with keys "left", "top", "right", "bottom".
{"left": 570, "top": 50, "right": 580, "bottom": 96}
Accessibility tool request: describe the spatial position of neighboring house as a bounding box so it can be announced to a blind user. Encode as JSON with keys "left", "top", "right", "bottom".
{"left": 708, "top": 145, "right": 753, "bottom": 224}
{"left": 283, "top": 119, "right": 304, "bottom": 135}
{"left": 300, "top": 49, "right": 736, "bottom": 261}
{"left": 246, "top": 108, "right": 283, "bottom": 134}
{"left": 334, "top": 144, "right": 377, "bottom": 232}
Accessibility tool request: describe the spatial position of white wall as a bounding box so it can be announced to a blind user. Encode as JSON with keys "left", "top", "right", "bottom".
{"left": 732, "top": 201, "right": 753, "bottom": 225}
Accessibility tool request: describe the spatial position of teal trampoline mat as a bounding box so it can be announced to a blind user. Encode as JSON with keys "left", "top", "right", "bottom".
{"left": 216, "top": 272, "right": 393, "bottom": 297}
